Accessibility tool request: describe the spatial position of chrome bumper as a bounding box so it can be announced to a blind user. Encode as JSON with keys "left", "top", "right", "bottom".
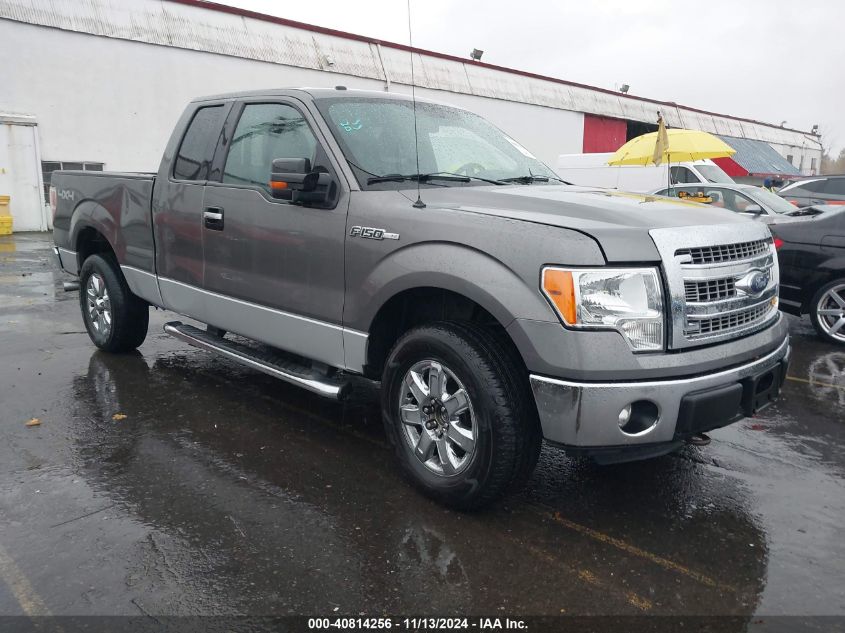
{"left": 530, "top": 335, "right": 790, "bottom": 448}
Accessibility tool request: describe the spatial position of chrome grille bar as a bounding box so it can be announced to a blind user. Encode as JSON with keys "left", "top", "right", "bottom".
{"left": 675, "top": 239, "right": 770, "bottom": 264}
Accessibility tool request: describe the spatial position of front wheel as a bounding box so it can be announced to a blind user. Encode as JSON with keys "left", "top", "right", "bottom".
{"left": 79, "top": 254, "right": 149, "bottom": 352}
{"left": 381, "top": 322, "right": 541, "bottom": 510}
{"left": 809, "top": 279, "right": 845, "bottom": 345}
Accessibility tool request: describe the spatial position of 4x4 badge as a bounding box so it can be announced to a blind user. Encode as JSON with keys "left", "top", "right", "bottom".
{"left": 349, "top": 226, "right": 399, "bottom": 241}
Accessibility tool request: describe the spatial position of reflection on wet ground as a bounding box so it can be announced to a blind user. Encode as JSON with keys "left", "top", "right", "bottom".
{"left": 1, "top": 233, "right": 843, "bottom": 625}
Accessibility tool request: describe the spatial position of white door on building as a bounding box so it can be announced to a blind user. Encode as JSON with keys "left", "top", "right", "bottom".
{"left": 0, "top": 114, "right": 48, "bottom": 232}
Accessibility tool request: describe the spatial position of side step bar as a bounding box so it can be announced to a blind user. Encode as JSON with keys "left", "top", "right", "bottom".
{"left": 164, "top": 321, "right": 351, "bottom": 400}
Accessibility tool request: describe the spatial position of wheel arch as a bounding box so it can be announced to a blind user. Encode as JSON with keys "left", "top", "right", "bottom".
{"left": 70, "top": 201, "right": 122, "bottom": 271}
{"left": 351, "top": 242, "right": 556, "bottom": 379}
{"left": 363, "top": 285, "right": 530, "bottom": 380}
{"left": 800, "top": 256, "right": 845, "bottom": 313}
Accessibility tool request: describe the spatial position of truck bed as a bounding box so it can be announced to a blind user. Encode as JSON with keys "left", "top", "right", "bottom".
{"left": 51, "top": 170, "right": 157, "bottom": 274}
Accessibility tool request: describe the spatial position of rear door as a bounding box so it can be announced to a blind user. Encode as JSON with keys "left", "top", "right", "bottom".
{"left": 200, "top": 98, "right": 350, "bottom": 367}
{"left": 153, "top": 102, "right": 230, "bottom": 317}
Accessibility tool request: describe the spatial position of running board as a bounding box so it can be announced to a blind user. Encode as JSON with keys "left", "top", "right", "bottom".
{"left": 164, "top": 321, "right": 351, "bottom": 400}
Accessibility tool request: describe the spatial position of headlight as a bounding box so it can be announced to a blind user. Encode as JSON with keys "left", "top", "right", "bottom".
{"left": 541, "top": 267, "right": 664, "bottom": 351}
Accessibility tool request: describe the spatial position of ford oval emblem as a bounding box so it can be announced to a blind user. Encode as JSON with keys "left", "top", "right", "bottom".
{"left": 736, "top": 269, "right": 770, "bottom": 296}
{"left": 750, "top": 271, "right": 770, "bottom": 294}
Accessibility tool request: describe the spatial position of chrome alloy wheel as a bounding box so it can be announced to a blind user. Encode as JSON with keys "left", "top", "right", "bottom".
{"left": 399, "top": 360, "right": 477, "bottom": 476}
{"left": 86, "top": 272, "right": 112, "bottom": 337}
{"left": 817, "top": 283, "right": 845, "bottom": 342}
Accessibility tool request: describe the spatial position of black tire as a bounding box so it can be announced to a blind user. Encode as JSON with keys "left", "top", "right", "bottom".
{"left": 809, "top": 279, "right": 845, "bottom": 345}
{"left": 381, "top": 322, "right": 541, "bottom": 510}
{"left": 79, "top": 254, "right": 149, "bottom": 352}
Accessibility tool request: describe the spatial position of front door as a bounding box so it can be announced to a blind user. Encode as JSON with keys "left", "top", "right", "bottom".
{"left": 201, "top": 99, "right": 349, "bottom": 367}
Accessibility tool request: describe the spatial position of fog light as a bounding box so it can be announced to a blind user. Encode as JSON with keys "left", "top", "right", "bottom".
{"left": 618, "top": 400, "right": 660, "bottom": 435}
{"left": 618, "top": 405, "right": 632, "bottom": 428}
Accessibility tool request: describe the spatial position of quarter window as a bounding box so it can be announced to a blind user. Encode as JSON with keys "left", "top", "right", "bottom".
{"left": 223, "top": 103, "right": 318, "bottom": 194}
{"left": 173, "top": 105, "right": 224, "bottom": 181}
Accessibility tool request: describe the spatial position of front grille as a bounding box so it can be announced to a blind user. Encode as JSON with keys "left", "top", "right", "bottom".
{"left": 675, "top": 239, "right": 769, "bottom": 265}
{"left": 684, "top": 278, "right": 736, "bottom": 303}
{"left": 692, "top": 302, "right": 772, "bottom": 336}
{"left": 651, "top": 226, "right": 779, "bottom": 350}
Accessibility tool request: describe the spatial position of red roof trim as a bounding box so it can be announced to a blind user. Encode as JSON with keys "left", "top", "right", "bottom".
{"left": 167, "top": 0, "right": 816, "bottom": 137}
{"left": 712, "top": 157, "right": 749, "bottom": 178}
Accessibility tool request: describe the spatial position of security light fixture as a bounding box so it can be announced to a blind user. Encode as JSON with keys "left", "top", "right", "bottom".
{"left": 780, "top": 120, "right": 787, "bottom": 127}
{"left": 811, "top": 124, "right": 819, "bottom": 135}
{"left": 470, "top": 48, "right": 483, "bottom": 61}
{"left": 619, "top": 84, "right": 630, "bottom": 94}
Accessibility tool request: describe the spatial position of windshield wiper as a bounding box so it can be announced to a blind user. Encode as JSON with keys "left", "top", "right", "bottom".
{"left": 366, "top": 172, "right": 504, "bottom": 186}
{"left": 498, "top": 175, "right": 571, "bottom": 185}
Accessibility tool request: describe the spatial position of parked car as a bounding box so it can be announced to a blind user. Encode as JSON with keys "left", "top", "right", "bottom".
{"left": 50, "top": 88, "right": 789, "bottom": 509}
{"left": 652, "top": 183, "right": 799, "bottom": 221}
{"left": 777, "top": 175, "right": 845, "bottom": 207}
{"left": 556, "top": 153, "right": 734, "bottom": 192}
{"left": 769, "top": 206, "right": 845, "bottom": 344}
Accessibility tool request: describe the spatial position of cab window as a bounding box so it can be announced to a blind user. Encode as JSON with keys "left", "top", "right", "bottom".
{"left": 670, "top": 166, "right": 700, "bottom": 184}
{"left": 223, "top": 103, "right": 318, "bottom": 195}
{"left": 173, "top": 105, "right": 225, "bottom": 181}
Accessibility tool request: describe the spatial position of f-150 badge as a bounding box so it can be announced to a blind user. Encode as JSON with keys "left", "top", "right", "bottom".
{"left": 349, "top": 226, "right": 399, "bottom": 240}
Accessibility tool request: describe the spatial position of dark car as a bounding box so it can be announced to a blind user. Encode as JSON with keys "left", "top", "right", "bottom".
{"left": 770, "top": 206, "right": 845, "bottom": 344}
{"left": 777, "top": 175, "right": 845, "bottom": 208}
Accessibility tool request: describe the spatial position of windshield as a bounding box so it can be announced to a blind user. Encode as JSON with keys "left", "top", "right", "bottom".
{"left": 314, "top": 97, "right": 558, "bottom": 188}
{"left": 695, "top": 163, "right": 734, "bottom": 184}
{"left": 749, "top": 187, "right": 801, "bottom": 214}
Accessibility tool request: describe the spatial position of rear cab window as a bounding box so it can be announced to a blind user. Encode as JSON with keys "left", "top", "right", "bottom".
{"left": 173, "top": 105, "right": 225, "bottom": 181}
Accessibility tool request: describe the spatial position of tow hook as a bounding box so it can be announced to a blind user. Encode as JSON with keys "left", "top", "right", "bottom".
{"left": 686, "top": 433, "right": 711, "bottom": 447}
{"left": 63, "top": 281, "right": 80, "bottom": 292}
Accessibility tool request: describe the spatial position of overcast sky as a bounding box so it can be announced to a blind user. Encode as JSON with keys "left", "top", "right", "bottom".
{"left": 224, "top": 0, "right": 845, "bottom": 154}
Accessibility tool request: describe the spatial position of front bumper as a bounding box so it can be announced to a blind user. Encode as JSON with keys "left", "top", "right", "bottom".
{"left": 530, "top": 334, "right": 790, "bottom": 459}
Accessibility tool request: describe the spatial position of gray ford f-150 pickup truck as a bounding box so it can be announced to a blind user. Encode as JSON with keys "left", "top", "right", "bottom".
{"left": 51, "top": 88, "right": 790, "bottom": 509}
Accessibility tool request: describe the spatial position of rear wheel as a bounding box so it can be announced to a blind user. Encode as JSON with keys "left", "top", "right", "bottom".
{"left": 79, "top": 254, "right": 149, "bottom": 352}
{"left": 381, "top": 322, "right": 540, "bottom": 510}
{"left": 809, "top": 279, "right": 845, "bottom": 345}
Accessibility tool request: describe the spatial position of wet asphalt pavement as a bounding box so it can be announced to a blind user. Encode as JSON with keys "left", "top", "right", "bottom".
{"left": 0, "top": 233, "right": 843, "bottom": 628}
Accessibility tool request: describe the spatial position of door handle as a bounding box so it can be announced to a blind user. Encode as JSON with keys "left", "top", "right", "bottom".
{"left": 203, "top": 206, "right": 224, "bottom": 230}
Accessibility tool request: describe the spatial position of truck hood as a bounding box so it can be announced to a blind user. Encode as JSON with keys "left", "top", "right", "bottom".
{"left": 420, "top": 184, "right": 757, "bottom": 262}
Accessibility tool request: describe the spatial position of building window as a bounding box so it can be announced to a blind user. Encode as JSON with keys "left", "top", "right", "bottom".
{"left": 810, "top": 157, "right": 817, "bottom": 172}
{"left": 786, "top": 154, "right": 794, "bottom": 165}
{"left": 41, "top": 161, "right": 104, "bottom": 202}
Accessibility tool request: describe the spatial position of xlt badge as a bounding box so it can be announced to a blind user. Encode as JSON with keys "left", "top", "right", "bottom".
{"left": 349, "top": 226, "right": 399, "bottom": 240}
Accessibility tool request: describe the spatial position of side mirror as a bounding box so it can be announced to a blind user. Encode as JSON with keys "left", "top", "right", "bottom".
{"left": 743, "top": 204, "right": 763, "bottom": 215}
{"left": 270, "top": 158, "right": 332, "bottom": 204}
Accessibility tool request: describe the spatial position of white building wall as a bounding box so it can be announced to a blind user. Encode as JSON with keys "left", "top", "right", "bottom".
{"left": 0, "top": 19, "right": 583, "bottom": 175}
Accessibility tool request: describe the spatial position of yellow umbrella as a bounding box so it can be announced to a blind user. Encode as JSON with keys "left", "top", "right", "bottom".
{"left": 608, "top": 127, "right": 736, "bottom": 166}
